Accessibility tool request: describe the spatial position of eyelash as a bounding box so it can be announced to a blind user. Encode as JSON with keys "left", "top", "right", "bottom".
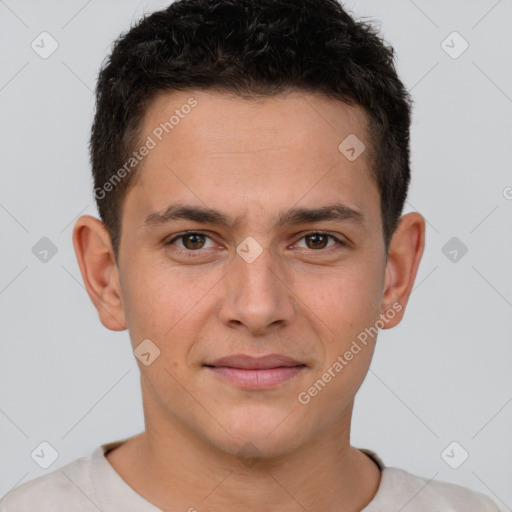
{"left": 166, "top": 231, "right": 345, "bottom": 256}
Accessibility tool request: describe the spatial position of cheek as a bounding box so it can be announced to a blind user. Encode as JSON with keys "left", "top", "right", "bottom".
{"left": 118, "top": 259, "right": 172, "bottom": 343}
{"left": 119, "top": 257, "right": 220, "bottom": 347}
{"left": 298, "top": 273, "right": 381, "bottom": 413}
{"left": 295, "top": 262, "right": 383, "bottom": 338}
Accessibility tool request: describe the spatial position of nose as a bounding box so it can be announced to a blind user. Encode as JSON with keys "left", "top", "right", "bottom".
{"left": 217, "top": 244, "right": 296, "bottom": 336}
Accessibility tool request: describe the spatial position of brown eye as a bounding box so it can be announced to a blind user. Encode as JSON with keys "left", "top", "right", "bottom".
{"left": 293, "top": 232, "right": 343, "bottom": 251}
{"left": 168, "top": 232, "right": 214, "bottom": 251}
{"left": 181, "top": 233, "right": 206, "bottom": 250}
{"left": 304, "top": 233, "right": 330, "bottom": 249}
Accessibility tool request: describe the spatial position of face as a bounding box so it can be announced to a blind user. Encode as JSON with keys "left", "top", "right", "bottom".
{"left": 83, "top": 90, "right": 418, "bottom": 458}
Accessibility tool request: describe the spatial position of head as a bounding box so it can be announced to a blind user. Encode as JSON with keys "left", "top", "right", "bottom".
{"left": 74, "top": 0, "right": 424, "bottom": 461}
{"left": 90, "top": 0, "right": 413, "bottom": 260}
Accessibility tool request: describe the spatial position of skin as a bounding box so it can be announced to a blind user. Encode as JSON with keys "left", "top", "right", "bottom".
{"left": 73, "top": 89, "right": 425, "bottom": 512}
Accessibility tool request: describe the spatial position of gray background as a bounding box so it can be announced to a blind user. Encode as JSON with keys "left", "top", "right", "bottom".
{"left": 1, "top": 0, "right": 511, "bottom": 507}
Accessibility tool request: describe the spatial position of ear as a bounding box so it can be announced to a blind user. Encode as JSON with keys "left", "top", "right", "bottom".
{"left": 380, "top": 212, "right": 425, "bottom": 328}
{"left": 72, "top": 215, "right": 127, "bottom": 331}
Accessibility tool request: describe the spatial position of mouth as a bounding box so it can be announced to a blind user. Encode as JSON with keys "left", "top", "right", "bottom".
{"left": 203, "top": 354, "right": 307, "bottom": 389}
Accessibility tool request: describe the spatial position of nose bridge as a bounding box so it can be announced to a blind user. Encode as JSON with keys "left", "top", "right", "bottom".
{"left": 218, "top": 243, "right": 294, "bottom": 332}
{"left": 235, "top": 242, "right": 284, "bottom": 303}
{"left": 239, "top": 248, "right": 279, "bottom": 293}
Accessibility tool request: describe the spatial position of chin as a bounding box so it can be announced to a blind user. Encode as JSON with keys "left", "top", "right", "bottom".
{"left": 207, "top": 409, "right": 310, "bottom": 460}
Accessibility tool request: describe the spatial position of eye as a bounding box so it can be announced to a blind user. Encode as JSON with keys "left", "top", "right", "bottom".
{"left": 294, "top": 232, "right": 343, "bottom": 250}
{"left": 167, "top": 231, "right": 216, "bottom": 251}
{"left": 166, "top": 230, "right": 345, "bottom": 256}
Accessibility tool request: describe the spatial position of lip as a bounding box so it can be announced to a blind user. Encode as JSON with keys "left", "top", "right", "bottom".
{"left": 204, "top": 354, "right": 307, "bottom": 389}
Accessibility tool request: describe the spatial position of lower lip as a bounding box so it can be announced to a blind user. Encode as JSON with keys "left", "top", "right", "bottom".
{"left": 205, "top": 365, "right": 306, "bottom": 388}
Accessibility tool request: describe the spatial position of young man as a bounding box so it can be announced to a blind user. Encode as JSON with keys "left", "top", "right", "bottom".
{"left": 1, "top": 0, "right": 500, "bottom": 510}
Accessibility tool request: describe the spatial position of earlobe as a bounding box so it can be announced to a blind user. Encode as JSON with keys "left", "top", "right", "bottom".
{"left": 380, "top": 212, "right": 426, "bottom": 329}
{"left": 72, "top": 215, "right": 127, "bottom": 331}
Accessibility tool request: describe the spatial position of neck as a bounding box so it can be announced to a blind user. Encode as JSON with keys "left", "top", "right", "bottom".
{"left": 106, "top": 406, "right": 381, "bottom": 511}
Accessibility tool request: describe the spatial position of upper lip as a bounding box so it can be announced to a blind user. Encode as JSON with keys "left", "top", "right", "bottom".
{"left": 205, "top": 354, "right": 305, "bottom": 369}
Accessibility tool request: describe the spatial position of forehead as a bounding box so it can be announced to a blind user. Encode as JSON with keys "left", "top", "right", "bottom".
{"left": 142, "top": 89, "right": 370, "bottom": 159}
{"left": 123, "top": 89, "right": 380, "bottom": 231}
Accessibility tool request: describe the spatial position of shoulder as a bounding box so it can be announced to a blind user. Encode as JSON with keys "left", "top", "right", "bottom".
{"left": 371, "top": 466, "right": 500, "bottom": 511}
{"left": 0, "top": 452, "right": 96, "bottom": 512}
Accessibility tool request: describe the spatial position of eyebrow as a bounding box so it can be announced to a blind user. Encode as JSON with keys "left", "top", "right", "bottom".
{"left": 143, "top": 202, "right": 365, "bottom": 230}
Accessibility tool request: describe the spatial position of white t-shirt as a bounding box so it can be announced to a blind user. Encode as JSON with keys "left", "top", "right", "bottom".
{"left": 0, "top": 439, "right": 500, "bottom": 511}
